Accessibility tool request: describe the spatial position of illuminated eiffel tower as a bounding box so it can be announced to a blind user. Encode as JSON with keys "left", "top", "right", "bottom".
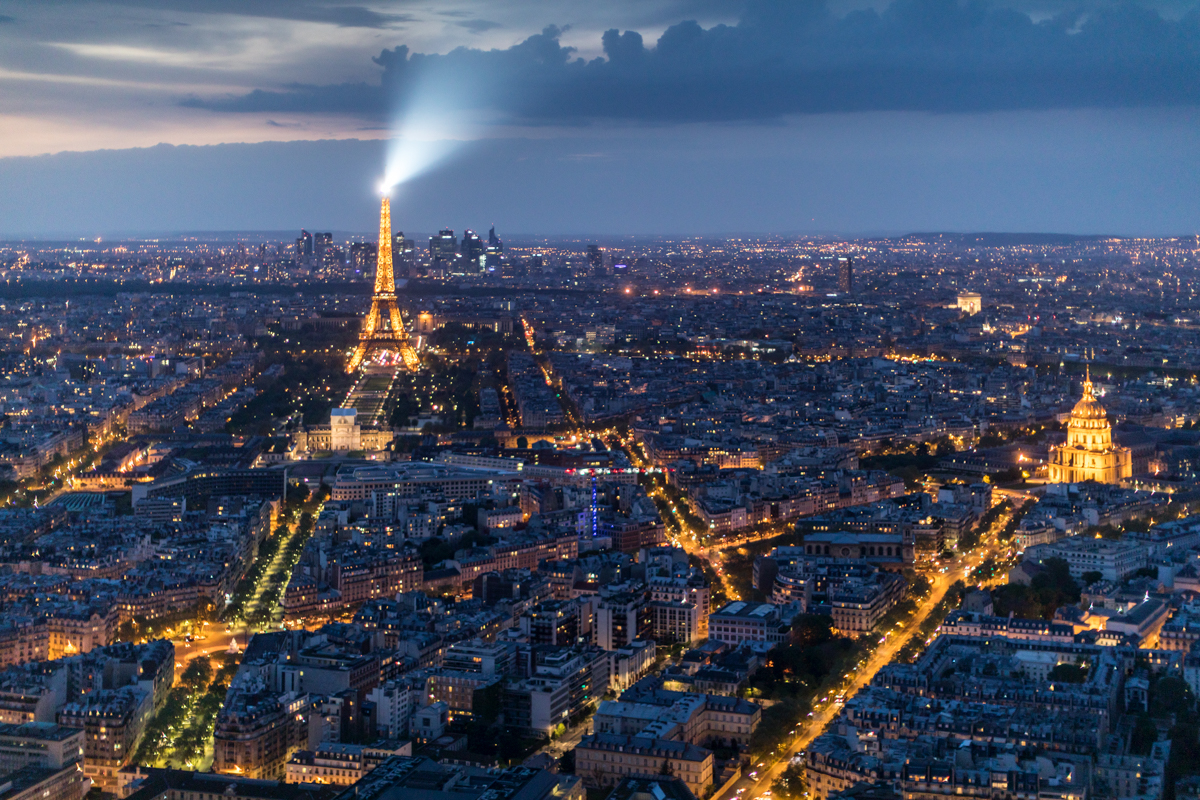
{"left": 347, "top": 197, "right": 419, "bottom": 372}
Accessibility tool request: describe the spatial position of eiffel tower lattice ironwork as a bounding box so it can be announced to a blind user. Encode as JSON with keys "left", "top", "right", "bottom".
{"left": 347, "top": 197, "right": 419, "bottom": 372}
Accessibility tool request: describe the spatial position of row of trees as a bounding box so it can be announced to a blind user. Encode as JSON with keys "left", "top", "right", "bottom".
{"left": 959, "top": 499, "right": 1013, "bottom": 552}
{"left": 748, "top": 615, "right": 864, "bottom": 761}
{"left": 223, "top": 482, "right": 328, "bottom": 627}
{"left": 133, "top": 652, "right": 241, "bottom": 769}
{"left": 895, "top": 580, "right": 967, "bottom": 664}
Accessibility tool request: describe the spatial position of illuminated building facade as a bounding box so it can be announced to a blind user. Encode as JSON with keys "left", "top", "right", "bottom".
{"left": 957, "top": 291, "right": 983, "bottom": 315}
{"left": 347, "top": 198, "right": 419, "bottom": 372}
{"left": 1047, "top": 370, "right": 1132, "bottom": 484}
{"left": 837, "top": 256, "right": 853, "bottom": 294}
{"left": 429, "top": 229, "right": 457, "bottom": 265}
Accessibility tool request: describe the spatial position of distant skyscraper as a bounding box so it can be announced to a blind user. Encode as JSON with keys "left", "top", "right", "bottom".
{"left": 392, "top": 231, "right": 406, "bottom": 255}
{"left": 586, "top": 244, "right": 603, "bottom": 270}
{"left": 483, "top": 226, "right": 503, "bottom": 273}
{"left": 349, "top": 242, "right": 376, "bottom": 279}
{"left": 313, "top": 232, "right": 334, "bottom": 270}
{"left": 837, "top": 256, "right": 853, "bottom": 294}
{"left": 296, "top": 229, "right": 313, "bottom": 259}
{"left": 461, "top": 229, "right": 484, "bottom": 269}
{"left": 430, "top": 229, "right": 457, "bottom": 265}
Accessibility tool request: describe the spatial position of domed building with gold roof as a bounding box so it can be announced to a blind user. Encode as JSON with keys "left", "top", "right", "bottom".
{"left": 1047, "top": 369, "right": 1132, "bottom": 484}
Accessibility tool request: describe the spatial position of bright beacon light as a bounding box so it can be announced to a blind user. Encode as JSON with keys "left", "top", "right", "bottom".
{"left": 379, "top": 78, "right": 477, "bottom": 195}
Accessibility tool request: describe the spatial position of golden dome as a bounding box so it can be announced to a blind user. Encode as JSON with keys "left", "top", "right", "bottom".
{"left": 1071, "top": 388, "right": 1106, "bottom": 420}
{"left": 1069, "top": 368, "right": 1108, "bottom": 424}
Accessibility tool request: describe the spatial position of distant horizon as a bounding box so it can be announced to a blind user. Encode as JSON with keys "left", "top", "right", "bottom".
{"left": 2, "top": 117, "right": 1198, "bottom": 239}
{"left": 0, "top": 231, "right": 1185, "bottom": 245}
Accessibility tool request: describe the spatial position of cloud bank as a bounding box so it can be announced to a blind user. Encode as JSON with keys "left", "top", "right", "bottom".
{"left": 3, "top": 109, "right": 1198, "bottom": 237}
{"left": 50, "top": 0, "right": 414, "bottom": 29}
{"left": 184, "top": 0, "right": 1200, "bottom": 122}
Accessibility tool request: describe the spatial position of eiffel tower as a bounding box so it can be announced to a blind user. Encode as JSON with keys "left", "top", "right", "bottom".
{"left": 347, "top": 197, "right": 419, "bottom": 372}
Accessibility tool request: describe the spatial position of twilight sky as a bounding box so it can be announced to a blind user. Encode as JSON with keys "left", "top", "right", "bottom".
{"left": 1, "top": 0, "right": 1198, "bottom": 237}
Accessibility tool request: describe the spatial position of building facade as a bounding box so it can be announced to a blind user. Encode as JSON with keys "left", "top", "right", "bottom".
{"left": 1047, "top": 372, "right": 1132, "bottom": 484}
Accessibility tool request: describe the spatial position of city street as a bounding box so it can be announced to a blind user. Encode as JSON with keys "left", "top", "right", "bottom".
{"left": 539, "top": 717, "right": 594, "bottom": 761}
{"left": 723, "top": 515, "right": 1015, "bottom": 800}
{"left": 168, "top": 495, "right": 326, "bottom": 683}
{"left": 592, "top": 419, "right": 1019, "bottom": 800}
{"left": 172, "top": 628, "right": 242, "bottom": 675}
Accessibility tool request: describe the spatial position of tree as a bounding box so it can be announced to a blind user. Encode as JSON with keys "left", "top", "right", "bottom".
{"left": 117, "top": 619, "right": 139, "bottom": 642}
{"left": 773, "top": 763, "right": 808, "bottom": 800}
{"left": 180, "top": 657, "right": 213, "bottom": 690}
{"left": 1048, "top": 663, "right": 1088, "bottom": 683}
{"left": 1151, "top": 677, "right": 1193, "bottom": 718}
{"left": 1130, "top": 714, "right": 1158, "bottom": 755}
{"left": 992, "top": 466, "right": 1024, "bottom": 483}
{"left": 389, "top": 394, "right": 420, "bottom": 427}
{"left": 908, "top": 573, "right": 933, "bottom": 597}
{"left": 419, "top": 537, "right": 457, "bottom": 567}
{"left": 993, "top": 556, "right": 1080, "bottom": 620}
{"left": 1082, "top": 571, "right": 1103, "bottom": 586}
{"left": 790, "top": 614, "right": 835, "bottom": 648}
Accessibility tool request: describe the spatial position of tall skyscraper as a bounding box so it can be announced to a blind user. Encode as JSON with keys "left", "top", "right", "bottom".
{"left": 392, "top": 231, "right": 406, "bottom": 255}
{"left": 461, "top": 230, "right": 484, "bottom": 268}
{"left": 430, "top": 229, "right": 458, "bottom": 265}
{"left": 488, "top": 225, "right": 502, "bottom": 251}
{"left": 586, "top": 244, "right": 603, "bottom": 270}
{"left": 347, "top": 198, "right": 419, "bottom": 372}
{"left": 313, "top": 231, "right": 332, "bottom": 256}
{"left": 313, "top": 232, "right": 335, "bottom": 271}
{"left": 838, "top": 256, "right": 854, "bottom": 294}
{"left": 296, "top": 229, "right": 313, "bottom": 259}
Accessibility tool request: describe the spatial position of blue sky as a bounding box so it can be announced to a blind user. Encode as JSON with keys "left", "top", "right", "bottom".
{"left": 1, "top": 0, "right": 1198, "bottom": 236}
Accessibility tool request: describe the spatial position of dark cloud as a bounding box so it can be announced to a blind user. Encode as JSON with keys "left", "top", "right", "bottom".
{"left": 455, "top": 19, "right": 502, "bottom": 34}
{"left": 0, "top": 15, "right": 15, "bottom": 23}
{"left": 60, "top": 0, "right": 413, "bottom": 29}
{"left": 183, "top": 0, "right": 1200, "bottom": 121}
